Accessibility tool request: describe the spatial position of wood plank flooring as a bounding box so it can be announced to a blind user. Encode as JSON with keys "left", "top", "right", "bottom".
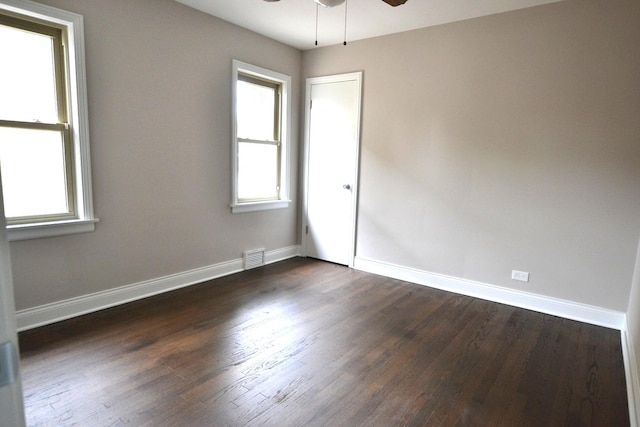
{"left": 19, "top": 258, "right": 629, "bottom": 426}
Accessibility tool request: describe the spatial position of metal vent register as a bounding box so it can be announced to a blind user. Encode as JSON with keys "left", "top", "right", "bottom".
{"left": 244, "top": 248, "right": 265, "bottom": 270}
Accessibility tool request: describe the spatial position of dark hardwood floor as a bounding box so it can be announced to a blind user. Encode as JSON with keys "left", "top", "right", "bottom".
{"left": 19, "top": 258, "right": 629, "bottom": 426}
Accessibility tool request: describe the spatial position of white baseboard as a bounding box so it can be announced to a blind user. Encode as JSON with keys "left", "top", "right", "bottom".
{"left": 16, "top": 250, "right": 636, "bottom": 423}
{"left": 265, "top": 245, "right": 299, "bottom": 264}
{"left": 16, "top": 245, "right": 301, "bottom": 332}
{"left": 353, "top": 256, "right": 625, "bottom": 330}
{"left": 622, "top": 323, "right": 640, "bottom": 427}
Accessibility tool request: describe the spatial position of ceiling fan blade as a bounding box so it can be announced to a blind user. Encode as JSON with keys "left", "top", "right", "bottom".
{"left": 382, "top": 0, "right": 408, "bottom": 6}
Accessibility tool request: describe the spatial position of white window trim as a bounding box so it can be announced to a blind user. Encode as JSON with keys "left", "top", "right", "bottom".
{"left": 231, "top": 60, "right": 291, "bottom": 214}
{"left": 0, "top": 0, "right": 98, "bottom": 241}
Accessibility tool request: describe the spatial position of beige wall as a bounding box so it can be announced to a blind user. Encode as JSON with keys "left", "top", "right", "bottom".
{"left": 10, "top": 0, "right": 640, "bottom": 316}
{"left": 303, "top": 0, "right": 640, "bottom": 311}
{"left": 10, "top": 0, "right": 302, "bottom": 310}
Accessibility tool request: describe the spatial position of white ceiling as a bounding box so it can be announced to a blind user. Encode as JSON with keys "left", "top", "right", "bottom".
{"left": 175, "top": 0, "right": 564, "bottom": 50}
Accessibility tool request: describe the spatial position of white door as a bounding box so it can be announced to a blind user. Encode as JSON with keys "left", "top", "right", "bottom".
{"left": 304, "top": 72, "right": 362, "bottom": 266}
{"left": 0, "top": 173, "right": 26, "bottom": 427}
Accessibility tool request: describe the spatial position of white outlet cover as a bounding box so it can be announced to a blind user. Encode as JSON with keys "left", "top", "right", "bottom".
{"left": 511, "top": 270, "right": 529, "bottom": 282}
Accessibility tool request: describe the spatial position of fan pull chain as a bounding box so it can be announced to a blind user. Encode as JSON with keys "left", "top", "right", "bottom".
{"left": 343, "top": 0, "right": 348, "bottom": 45}
{"left": 315, "top": 3, "right": 319, "bottom": 46}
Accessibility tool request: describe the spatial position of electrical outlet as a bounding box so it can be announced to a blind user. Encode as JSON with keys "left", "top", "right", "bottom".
{"left": 511, "top": 270, "right": 529, "bottom": 282}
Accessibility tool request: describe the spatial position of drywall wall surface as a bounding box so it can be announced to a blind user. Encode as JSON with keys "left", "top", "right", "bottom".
{"left": 10, "top": 0, "right": 302, "bottom": 310}
{"left": 303, "top": 0, "right": 640, "bottom": 310}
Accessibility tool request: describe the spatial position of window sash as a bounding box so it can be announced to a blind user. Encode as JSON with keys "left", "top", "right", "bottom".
{"left": 0, "top": 14, "right": 67, "bottom": 124}
{"left": 236, "top": 139, "right": 281, "bottom": 202}
{"left": 237, "top": 73, "right": 281, "bottom": 143}
{"left": 0, "top": 13, "right": 76, "bottom": 225}
{"left": 0, "top": 121, "right": 76, "bottom": 224}
{"left": 235, "top": 74, "right": 282, "bottom": 203}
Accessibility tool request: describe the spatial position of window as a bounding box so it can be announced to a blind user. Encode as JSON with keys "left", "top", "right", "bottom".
{"left": 0, "top": 1, "right": 96, "bottom": 240}
{"left": 231, "top": 60, "right": 291, "bottom": 213}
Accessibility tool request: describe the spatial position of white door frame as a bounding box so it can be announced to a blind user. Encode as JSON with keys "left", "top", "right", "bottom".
{"left": 302, "top": 71, "right": 363, "bottom": 268}
{"left": 0, "top": 173, "right": 26, "bottom": 426}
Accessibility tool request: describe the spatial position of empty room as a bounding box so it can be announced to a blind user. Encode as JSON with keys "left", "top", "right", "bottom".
{"left": 0, "top": 0, "right": 639, "bottom": 425}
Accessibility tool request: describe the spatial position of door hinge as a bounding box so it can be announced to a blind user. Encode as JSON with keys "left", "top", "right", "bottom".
{"left": 310, "top": 100, "right": 313, "bottom": 109}
{"left": 305, "top": 225, "right": 309, "bottom": 234}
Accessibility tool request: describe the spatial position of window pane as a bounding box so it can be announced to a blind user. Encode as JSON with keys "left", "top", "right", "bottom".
{"left": 0, "top": 127, "right": 69, "bottom": 218}
{"left": 0, "top": 24, "right": 58, "bottom": 123}
{"left": 238, "top": 143, "right": 278, "bottom": 200}
{"left": 237, "top": 80, "right": 276, "bottom": 141}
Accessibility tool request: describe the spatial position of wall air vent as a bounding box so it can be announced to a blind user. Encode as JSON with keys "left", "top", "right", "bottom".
{"left": 244, "top": 248, "right": 265, "bottom": 270}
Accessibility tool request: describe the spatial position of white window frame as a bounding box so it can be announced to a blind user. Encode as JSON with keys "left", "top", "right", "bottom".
{"left": 231, "top": 60, "right": 291, "bottom": 214}
{"left": 0, "top": 0, "right": 97, "bottom": 241}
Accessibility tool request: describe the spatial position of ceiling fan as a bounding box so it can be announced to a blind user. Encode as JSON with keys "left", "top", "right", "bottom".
{"left": 263, "top": 0, "right": 409, "bottom": 46}
{"left": 264, "top": 0, "right": 408, "bottom": 6}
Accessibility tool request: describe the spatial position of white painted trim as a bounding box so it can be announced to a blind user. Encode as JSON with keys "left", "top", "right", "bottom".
{"left": 16, "top": 245, "right": 302, "bottom": 331}
{"left": 230, "top": 60, "right": 292, "bottom": 213}
{"left": 8, "top": 218, "right": 98, "bottom": 241}
{"left": 230, "top": 200, "right": 291, "bottom": 214}
{"left": 622, "top": 321, "right": 640, "bottom": 427}
{"left": 264, "top": 245, "right": 300, "bottom": 264}
{"left": 302, "top": 71, "right": 363, "bottom": 268}
{"left": 0, "top": 0, "right": 97, "bottom": 240}
{"left": 353, "top": 256, "right": 625, "bottom": 330}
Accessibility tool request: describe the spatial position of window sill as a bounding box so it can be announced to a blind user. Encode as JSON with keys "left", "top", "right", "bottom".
{"left": 231, "top": 200, "right": 291, "bottom": 214}
{"left": 7, "top": 218, "right": 99, "bottom": 241}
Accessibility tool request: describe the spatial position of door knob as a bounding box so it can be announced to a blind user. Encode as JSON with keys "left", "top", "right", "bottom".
{"left": 342, "top": 184, "right": 351, "bottom": 190}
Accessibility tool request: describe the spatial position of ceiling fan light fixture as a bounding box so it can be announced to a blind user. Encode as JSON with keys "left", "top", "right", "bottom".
{"left": 313, "top": 0, "right": 346, "bottom": 8}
